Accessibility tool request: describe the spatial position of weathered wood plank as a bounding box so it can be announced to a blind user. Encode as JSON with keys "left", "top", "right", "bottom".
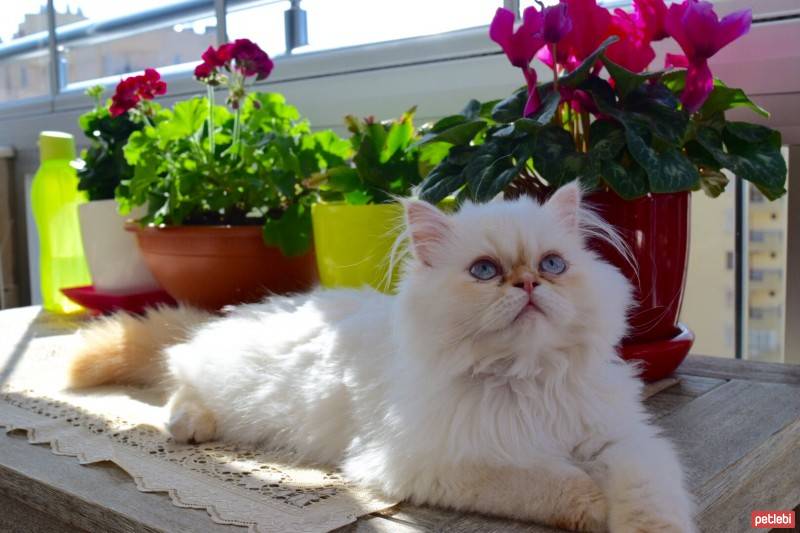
{"left": 655, "top": 379, "right": 800, "bottom": 493}
{"left": 680, "top": 355, "right": 800, "bottom": 385}
{"left": 0, "top": 492, "right": 90, "bottom": 533}
{"left": 0, "top": 430, "right": 241, "bottom": 533}
{"left": 376, "top": 503, "right": 559, "bottom": 532}
{"left": 695, "top": 418, "right": 800, "bottom": 533}
{"left": 644, "top": 375, "right": 726, "bottom": 420}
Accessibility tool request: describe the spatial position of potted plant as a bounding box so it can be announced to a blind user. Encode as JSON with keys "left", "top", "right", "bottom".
{"left": 74, "top": 84, "right": 160, "bottom": 295}
{"left": 416, "top": 0, "right": 787, "bottom": 380}
{"left": 309, "top": 108, "right": 443, "bottom": 291}
{"left": 117, "top": 40, "right": 350, "bottom": 310}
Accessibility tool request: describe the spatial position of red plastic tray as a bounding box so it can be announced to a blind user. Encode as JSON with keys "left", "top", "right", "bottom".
{"left": 61, "top": 285, "right": 176, "bottom": 315}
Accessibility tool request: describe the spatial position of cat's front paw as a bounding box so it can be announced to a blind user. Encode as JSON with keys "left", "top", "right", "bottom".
{"left": 554, "top": 479, "right": 609, "bottom": 532}
{"left": 608, "top": 507, "right": 694, "bottom": 533}
{"left": 168, "top": 401, "right": 216, "bottom": 444}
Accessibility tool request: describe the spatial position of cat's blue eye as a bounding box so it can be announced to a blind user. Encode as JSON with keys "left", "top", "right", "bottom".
{"left": 469, "top": 259, "right": 501, "bottom": 281}
{"left": 539, "top": 254, "right": 567, "bottom": 275}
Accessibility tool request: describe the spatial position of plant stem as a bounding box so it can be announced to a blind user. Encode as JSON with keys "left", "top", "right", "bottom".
{"left": 207, "top": 84, "right": 216, "bottom": 156}
{"left": 552, "top": 44, "right": 559, "bottom": 92}
{"left": 581, "top": 111, "right": 591, "bottom": 152}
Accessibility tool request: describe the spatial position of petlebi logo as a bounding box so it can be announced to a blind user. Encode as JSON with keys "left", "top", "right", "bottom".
{"left": 751, "top": 510, "right": 795, "bottom": 529}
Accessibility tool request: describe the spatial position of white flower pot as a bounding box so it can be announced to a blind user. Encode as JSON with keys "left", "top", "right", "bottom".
{"left": 78, "top": 199, "right": 160, "bottom": 294}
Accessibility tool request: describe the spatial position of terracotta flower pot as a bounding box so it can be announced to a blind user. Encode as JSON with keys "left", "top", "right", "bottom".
{"left": 127, "top": 225, "right": 318, "bottom": 310}
{"left": 586, "top": 190, "right": 693, "bottom": 381}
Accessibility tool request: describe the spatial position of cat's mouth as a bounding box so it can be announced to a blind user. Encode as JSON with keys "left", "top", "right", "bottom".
{"left": 514, "top": 301, "right": 543, "bottom": 321}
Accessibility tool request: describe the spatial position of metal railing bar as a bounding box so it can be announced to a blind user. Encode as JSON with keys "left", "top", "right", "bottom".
{"left": 215, "top": 0, "right": 228, "bottom": 44}
{"left": 0, "top": 0, "right": 216, "bottom": 60}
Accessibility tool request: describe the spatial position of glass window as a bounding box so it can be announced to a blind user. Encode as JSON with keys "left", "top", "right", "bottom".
{"left": 681, "top": 147, "right": 791, "bottom": 364}
{"left": 226, "top": 1, "right": 287, "bottom": 58}
{"left": 295, "top": 0, "right": 500, "bottom": 54}
{"left": 745, "top": 148, "right": 789, "bottom": 363}
{"left": 680, "top": 173, "right": 737, "bottom": 359}
{"left": 0, "top": 1, "right": 51, "bottom": 102}
{"left": 52, "top": 0, "right": 216, "bottom": 86}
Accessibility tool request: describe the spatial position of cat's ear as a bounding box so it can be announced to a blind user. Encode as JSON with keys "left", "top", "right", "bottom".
{"left": 547, "top": 181, "right": 582, "bottom": 231}
{"left": 403, "top": 200, "right": 452, "bottom": 267}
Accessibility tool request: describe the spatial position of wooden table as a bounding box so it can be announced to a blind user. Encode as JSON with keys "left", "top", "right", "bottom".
{"left": 1, "top": 307, "right": 799, "bottom": 533}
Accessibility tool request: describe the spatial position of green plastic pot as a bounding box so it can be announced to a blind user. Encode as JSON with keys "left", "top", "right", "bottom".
{"left": 311, "top": 202, "right": 403, "bottom": 293}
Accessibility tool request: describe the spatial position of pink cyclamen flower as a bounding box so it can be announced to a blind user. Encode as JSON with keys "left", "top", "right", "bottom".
{"left": 490, "top": 7, "right": 547, "bottom": 115}
{"left": 634, "top": 0, "right": 669, "bottom": 41}
{"left": 542, "top": 2, "right": 573, "bottom": 44}
{"left": 665, "top": 0, "right": 751, "bottom": 112}
{"left": 538, "top": 0, "right": 612, "bottom": 71}
{"left": 606, "top": 8, "right": 656, "bottom": 73}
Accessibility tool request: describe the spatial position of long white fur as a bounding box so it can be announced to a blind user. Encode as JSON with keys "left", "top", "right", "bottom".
{"left": 78, "top": 182, "right": 695, "bottom": 532}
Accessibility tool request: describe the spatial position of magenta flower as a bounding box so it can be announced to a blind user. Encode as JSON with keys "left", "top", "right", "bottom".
{"left": 634, "top": 0, "right": 669, "bottom": 41}
{"left": 542, "top": 3, "right": 572, "bottom": 44}
{"left": 490, "top": 7, "right": 547, "bottom": 115}
{"left": 606, "top": 9, "right": 655, "bottom": 73}
{"left": 538, "top": 0, "right": 612, "bottom": 71}
{"left": 665, "top": 0, "right": 751, "bottom": 112}
{"left": 490, "top": 7, "right": 545, "bottom": 68}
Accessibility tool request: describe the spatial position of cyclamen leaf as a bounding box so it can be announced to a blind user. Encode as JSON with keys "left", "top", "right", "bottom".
{"left": 601, "top": 55, "right": 666, "bottom": 99}
{"left": 560, "top": 36, "right": 618, "bottom": 89}
{"left": 414, "top": 120, "right": 486, "bottom": 147}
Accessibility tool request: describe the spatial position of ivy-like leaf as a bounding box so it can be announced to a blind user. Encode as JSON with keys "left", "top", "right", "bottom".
{"left": 414, "top": 119, "right": 486, "bottom": 147}
{"left": 491, "top": 86, "right": 528, "bottom": 123}
{"left": 532, "top": 125, "right": 581, "bottom": 187}
{"left": 696, "top": 126, "right": 787, "bottom": 200}
{"left": 560, "top": 36, "right": 619, "bottom": 88}
{"left": 601, "top": 55, "right": 667, "bottom": 99}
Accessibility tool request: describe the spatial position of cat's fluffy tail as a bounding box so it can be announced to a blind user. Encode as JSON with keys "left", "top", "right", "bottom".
{"left": 68, "top": 306, "right": 211, "bottom": 389}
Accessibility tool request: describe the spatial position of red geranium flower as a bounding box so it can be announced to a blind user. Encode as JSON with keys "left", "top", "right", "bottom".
{"left": 110, "top": 68, "right": 167, "bottom": 117}
{"left": 194, "top": 39, "right": 273, "bottom": 82}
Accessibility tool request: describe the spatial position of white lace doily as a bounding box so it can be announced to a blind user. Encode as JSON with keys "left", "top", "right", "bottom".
{"left": 0, "top": 328, "right": 395, "bottom": 533}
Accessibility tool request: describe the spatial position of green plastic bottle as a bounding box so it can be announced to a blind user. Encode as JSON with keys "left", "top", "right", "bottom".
{"left": 31, "top": 131, "right": 91, "bottom": 314}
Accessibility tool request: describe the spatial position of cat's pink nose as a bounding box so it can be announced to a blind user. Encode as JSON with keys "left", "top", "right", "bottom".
{"left": 513, "top": 276, "right": 538, "bottom": 295}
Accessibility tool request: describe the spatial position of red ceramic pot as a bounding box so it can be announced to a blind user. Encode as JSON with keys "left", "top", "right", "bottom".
{"left": 586, "top": 190, "right": 691, "bottom": 344}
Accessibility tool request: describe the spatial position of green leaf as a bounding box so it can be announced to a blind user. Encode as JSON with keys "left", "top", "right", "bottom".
{"left": 418, "top": 162, "right": 466, "bottom": 204}
{"left": 699, "top": 170, "right": 729, "bottom": 198}
{"left": 157, "top": 97, "right": 206, "bottom": 141}
{"left": 463, "top": 140, "right": 514, "bottom": 200}
{"left": 381, "top": 119, "right": 413, "bottom": 163}
{"left": 596, "top": 160, "right": 649, "bottom": 199}
{"left": 414, "top": 119, "right": 486, "bottom": 147}
{"left": 600, "top": 55, "right": 666, "bottom": 99}
{"left": 700, "top": 82, "right": 769, "bottom": 118}
{"left": 696, "top": 126, "right": 787, "bottom": 200}
{"left": 460, "top": 99, "right": 481, "bottom": 120}
{"left": 491, "top": 86, "right": 528, "bottom": 123}
{"left": 532, "top": 125, "right": 581, "bottom": 187}
{"left": 261, "top": 202, "right": 312, "bottom": 256}
{"left": 528, "top": 90, "right": 561, "bottom": 125}
{"left": 589, "top": 120, "right": 626, "bottom": 160}
{"left": 344, "top": 190, "right": 372, "bottom": 205}
{"left": 724, "top": 122, "right": 778, "bottom": 146}
{"left": 561, "top": 36, "right": 618, "bottom": 88}
{"left": 431, "top": 114, "right": 467, "bottom": 133}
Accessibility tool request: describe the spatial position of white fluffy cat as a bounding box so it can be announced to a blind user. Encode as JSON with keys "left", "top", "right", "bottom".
{"left": 69, "top": 182, "right": 695, "bottom": 532}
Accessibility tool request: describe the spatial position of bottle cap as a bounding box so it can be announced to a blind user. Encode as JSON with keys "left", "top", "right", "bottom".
{"left": 39, "top": 131, "right": 76, "bottom": 162}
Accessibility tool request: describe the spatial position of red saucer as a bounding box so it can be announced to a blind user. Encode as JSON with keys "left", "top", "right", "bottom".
{"left": 619, "top": 323, "right": 694, "bottom": 382}
{"left": 61, "top": 285, "right": 176, "bottom": 315}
